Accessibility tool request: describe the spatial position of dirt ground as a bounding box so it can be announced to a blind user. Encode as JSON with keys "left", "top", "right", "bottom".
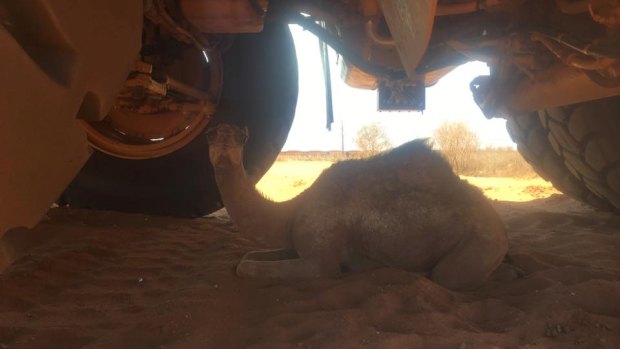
{"left": 0, "top": 163, "right": 618, "bottom": 349}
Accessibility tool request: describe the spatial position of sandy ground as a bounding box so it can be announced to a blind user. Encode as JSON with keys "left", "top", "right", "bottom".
{"left": 0, "top": 163, "right": 618, "bottom": 348}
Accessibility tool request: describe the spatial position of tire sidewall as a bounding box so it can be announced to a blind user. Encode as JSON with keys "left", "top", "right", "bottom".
{"left": 60, "top": 20, "right": 299, "bottom": 217}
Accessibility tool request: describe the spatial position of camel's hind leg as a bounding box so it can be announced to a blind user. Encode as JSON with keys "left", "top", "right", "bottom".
{"left": 430, "top": 230, "right": 508, "bottom": 290}
{"left": 236, "top": 249, "right": 332, "bottom": 279}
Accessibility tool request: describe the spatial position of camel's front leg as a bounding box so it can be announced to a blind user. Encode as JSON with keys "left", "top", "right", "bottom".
{"left": 236, "top": 249, "right": 338, "bottom": 279}
{"left": 241, "top": 248, "right": 299, "bottom": 261}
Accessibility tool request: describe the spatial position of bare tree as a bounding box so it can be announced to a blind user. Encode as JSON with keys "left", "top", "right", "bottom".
{"left": 433, "top": 121, "right": 480, "bottom": 173}
{"left": 354, "top": 123, "right": 393, "bottom": 157}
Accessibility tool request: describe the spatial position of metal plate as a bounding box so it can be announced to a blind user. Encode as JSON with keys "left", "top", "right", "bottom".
{"left": 378, "top": 80, "right": 425, "bottom": 111}
{"left": 379, "top": 0, "right": 437, "bottom": 80}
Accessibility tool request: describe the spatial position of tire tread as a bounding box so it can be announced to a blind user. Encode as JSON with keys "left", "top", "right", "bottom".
{"left": 538, "top": 97, "right": 620, "bottom": 211}
{"left": 506, "top": 112, "right": 613, "bottom": 210}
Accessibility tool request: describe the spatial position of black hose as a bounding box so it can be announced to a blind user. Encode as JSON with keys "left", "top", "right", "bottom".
{"left": 319, "top": 29, "right": 335, "bottom": 130}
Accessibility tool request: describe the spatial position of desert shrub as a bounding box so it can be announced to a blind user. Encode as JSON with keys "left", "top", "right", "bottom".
{"left": 276, "top": 151, "right": 359, "bottom": 162}
{"left": 433, "top": 121, "right": 480, "bottom": 173}
{"left": 464, "top": 147, "right": 539, "bottom": 178}
{"left": 354, "top": 123, "right": 393, "bottom": 157}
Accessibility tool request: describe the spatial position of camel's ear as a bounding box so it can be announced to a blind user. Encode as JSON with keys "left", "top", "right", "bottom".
{"left": 242, "top": 126, "right": 249, "bottom": 143}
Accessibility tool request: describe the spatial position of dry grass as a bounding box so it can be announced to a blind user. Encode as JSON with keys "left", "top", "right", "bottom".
{"left": 460, "top": 148, "right": 539, "bottom": 178}
{"left": 277, "top": 148, "right": 538, "bottom": 178}
{"left": 275, "top": 151, "right": 358, "bottom": 162}
{"left": 257, "top": 148, "right": 559, "bottom": 203}
{"left": 256, "top": 160, "right": 331, "bottom": 201}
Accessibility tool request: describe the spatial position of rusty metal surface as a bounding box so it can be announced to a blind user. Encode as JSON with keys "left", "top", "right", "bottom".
{"left": 436, "top": 0, "right": 478, "bottom": 16}
{"left": 340, "top": 59, "right": 379, "bottom": 90}
{"left": 589, "top": 0, "right": 620, "bottom": 31}
{"left": 179, "top": 0, "right": 266, "bottom": 33}
{"left": 504, "top": 64, "right": 620, "bottom": 114}
{"left": 83, "top": 47, "right": 222, "bottom": 160}
{"left": 555, "top": 0, "right": 589, "bottom": 14}
{"left": 0, "top": 0, "right": 142, "bottom": 237}
{"left": 379, "top": 0, "right": 437, "bottom": 80}
{"left": 365, "top": 19, "right": 395, "bottom": 47}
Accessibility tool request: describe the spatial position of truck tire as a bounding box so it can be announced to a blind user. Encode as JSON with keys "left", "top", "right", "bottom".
{"left": 538, "top": 96, "right": 620, "bottom": 210}
{"left": 506, "top": 108, "right": 614, "bottom": 210}
{"left": 59, "top": 21, "right": 298, "bottom": 217}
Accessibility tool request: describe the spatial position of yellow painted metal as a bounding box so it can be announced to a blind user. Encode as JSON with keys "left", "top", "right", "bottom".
{"left": 505, "top": 65, "right": 620, "bottom": 114}
{"left": 0, "top": 0, "right": 142, "bottom": 236}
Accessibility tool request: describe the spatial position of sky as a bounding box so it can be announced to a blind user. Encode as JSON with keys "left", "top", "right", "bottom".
{"left": 282, "top": 25, "right": 516, "bottom": 151}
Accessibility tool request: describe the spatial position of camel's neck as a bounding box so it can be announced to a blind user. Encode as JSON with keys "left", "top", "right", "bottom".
{"left": 214, "top": 165, "right": 294, "bottom": 248}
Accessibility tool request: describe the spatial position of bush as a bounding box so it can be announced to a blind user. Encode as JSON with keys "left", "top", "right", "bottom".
{"left": 433, "top": 121, "right": 480, "bottom": 173}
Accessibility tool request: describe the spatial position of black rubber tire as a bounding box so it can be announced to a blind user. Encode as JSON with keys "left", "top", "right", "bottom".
{"left": 59, "top": 21, "right": 298, "bottom": 217}
{"left": 506, "top": 108, "right": 614, "bottom": 211}
{"left": 538, "top": 96, "right": 620, "bottom": 210}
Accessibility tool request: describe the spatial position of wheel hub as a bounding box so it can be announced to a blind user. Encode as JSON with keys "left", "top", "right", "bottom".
{"left": 82, "top": 48, "right": 222, "bottom": 159}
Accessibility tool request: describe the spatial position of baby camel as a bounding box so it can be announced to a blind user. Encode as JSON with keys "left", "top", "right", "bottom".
{"left": 207, "top": 123, "right": 508, "bottom": 290}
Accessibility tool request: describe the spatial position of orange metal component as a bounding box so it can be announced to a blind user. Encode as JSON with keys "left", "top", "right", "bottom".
{"left": 341, "top": 59, "right": 379, "bottom": 89}
{"left": 365, "top": 18, "right": 395, "bottom": 47}
{"left": 589, "top": 0, "right": 620, "bottom": 31}
{"left": 555, "top": 0, "right": 590, "bottom": 14}
{"left": 0, "top": 0, "right": 142, "bottom": 237}
{"left": 505, "top": 64, "right": 620, "bottom": 114}
{"left": 82, "top": 52, "right": 223, "bottom": 160}
{"left": 379, "top": 0, "right": 438, "bottom": 79}
{"left": 359, "top": 0, "right": 381, "bottom": 17}
{"left": 531, "top": 33, "right": 620, "bottom": 74}
{"left": 179, "top": 0, "right": 267, "bottom": 33}
{"left": 434, "top": 0, "right": 504, "bottom": 16}
{"left": 436, "top": 1, "right": 478, "bottom": 16}
{"left": 108, "top": 109, "right": 203, "bottom": 140}
{"left": 82, "top": 106, "right": 214, "bottom": 159}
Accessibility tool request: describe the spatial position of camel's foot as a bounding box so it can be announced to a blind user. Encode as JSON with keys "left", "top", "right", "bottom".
{"left": 430, "top": 233, "right": 508, "bottom": 291}
{"left": 236, "top": 249, "right": 335, "bottom": 280}
{"left": 241, "top": 248, "right": 299, "bottom": 262}
{"left": 487, "top": 261, "right": 523, "bottom": 283}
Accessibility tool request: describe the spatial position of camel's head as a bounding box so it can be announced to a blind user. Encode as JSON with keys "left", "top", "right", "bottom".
{"left": 206, "top": 123, "right": 249, "bottom": 169}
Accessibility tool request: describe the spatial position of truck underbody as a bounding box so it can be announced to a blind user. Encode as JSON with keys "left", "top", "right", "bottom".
{"left": 2, "top": 0, "right": 620, "bottom": 237}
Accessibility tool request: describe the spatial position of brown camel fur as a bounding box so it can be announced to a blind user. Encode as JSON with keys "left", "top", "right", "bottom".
{"left": 207, "top": 123, "right": 508, "bottom": 290}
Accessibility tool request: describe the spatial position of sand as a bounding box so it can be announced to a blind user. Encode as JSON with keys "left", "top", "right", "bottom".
{"left": 0, "top": 161, "right": 618, "bottom": 348}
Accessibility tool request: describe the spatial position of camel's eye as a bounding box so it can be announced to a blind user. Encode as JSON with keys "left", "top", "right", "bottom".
{"left": 206, "top": 128, "right": 218, "bottom": 142}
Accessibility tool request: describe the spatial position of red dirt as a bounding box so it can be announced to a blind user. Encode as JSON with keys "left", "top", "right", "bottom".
{"left": 0, "top": 195, "right": 619, "bottom": 348}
